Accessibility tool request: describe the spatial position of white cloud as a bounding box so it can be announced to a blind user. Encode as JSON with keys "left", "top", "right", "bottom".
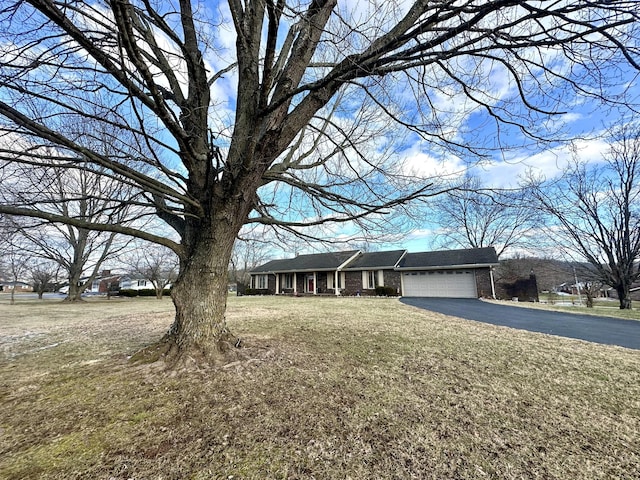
{"left": 397, "top": 142, "right": 467, "bottom": 180}
{"left": 479, "top": 137, "right": 610, "bottom": 187}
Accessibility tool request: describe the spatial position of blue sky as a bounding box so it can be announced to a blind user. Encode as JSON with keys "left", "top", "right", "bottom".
{"left": 211, "top": 1, "right": 639, "bottom": 259}
{"left": 1, "top": 1, "right": 638, "bottom": 262}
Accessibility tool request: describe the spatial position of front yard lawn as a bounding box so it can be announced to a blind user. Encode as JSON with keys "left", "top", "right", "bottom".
{"left": 1, "top": 295, "right": 639, "bottom": 479}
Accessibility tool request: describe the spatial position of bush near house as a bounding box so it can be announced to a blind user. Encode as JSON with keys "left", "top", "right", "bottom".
{"left": 117, "top": 289, "right": 139, "bottom": 298}
{"left": 117, "top": 288, "right": 171, "bottom": 297}
{"left": 375, "top": 286, "right": 398, "bottom": 297}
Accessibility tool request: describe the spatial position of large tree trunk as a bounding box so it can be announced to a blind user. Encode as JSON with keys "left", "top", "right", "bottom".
{"left": 133, "top": 217, "right": 243, "bottom": 366}
{"left": 65, "top": 266, "right": 84, "bottom": 302}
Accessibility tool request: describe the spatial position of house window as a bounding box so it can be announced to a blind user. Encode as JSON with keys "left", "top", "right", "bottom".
{"left": 363, "top": 270, "right": 378, "bottom": 289}
{"left": 282, "top": 273, "right": 293, "bottom": 289}
{"left": 327, "top": 272, "right": 344, "bottom": 289}
{"left": 254, "top": 274, "right": 268, "bottom": 290}
{"left": 137, "top": 280, "right": 147, "bottom": 287}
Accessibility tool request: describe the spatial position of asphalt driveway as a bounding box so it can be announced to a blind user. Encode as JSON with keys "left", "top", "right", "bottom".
{"left": 400, "top": 297, "right": 640, "bottom": 350}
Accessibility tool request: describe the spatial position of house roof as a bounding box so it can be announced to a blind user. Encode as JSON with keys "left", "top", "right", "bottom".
{"left": 343, "top": 250, "right": 407, "bottom": 270}
{"left": 251, "top": 247, "right": 498, "bottom": 274}
{"left": 0, "top": 280, "right": 31, "bottom": 287}
{"left": 397, "top": 247, "right": 499, "bottom": 270}
{"left": 251, "top": 250, "right": 360, "bottom": 273}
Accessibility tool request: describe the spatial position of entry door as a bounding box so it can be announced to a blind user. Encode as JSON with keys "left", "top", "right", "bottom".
{"left": 306, "top": 275, "right": 315, "bottom": 293}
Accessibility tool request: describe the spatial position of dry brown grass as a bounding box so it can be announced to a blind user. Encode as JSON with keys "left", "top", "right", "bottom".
{"left": 1, "top": 295, "right": 639, "bottom": 479}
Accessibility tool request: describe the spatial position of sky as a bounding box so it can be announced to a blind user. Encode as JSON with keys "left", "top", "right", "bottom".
{"left": 1, "top": 0, "right": 639, "bottom": 264}
{"left": 206, "top": 0, "right": 639, "bottom": 259}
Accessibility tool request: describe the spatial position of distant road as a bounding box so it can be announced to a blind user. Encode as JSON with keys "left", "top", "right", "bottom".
{"left": 400, "top": 297, "right": 640, "bottom": 350}
{"left": 0, "top": 293, "right": 66, "bottom": 301}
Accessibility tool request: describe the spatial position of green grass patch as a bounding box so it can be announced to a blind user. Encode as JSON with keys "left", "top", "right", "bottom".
{"left": 1, "top": 296, "right": 639, "bottom": 479}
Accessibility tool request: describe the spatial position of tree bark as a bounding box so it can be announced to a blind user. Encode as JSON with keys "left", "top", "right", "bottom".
{"left": 65, "top": 265, "right": 84, "bottom": 302}
{"left": 585, "top": 291, "right": 594, "bottom": 308}
{"left": 616, "top": 284, "right": 632, "bottom": 310}
{"left": 134, "top": 216, "right": 243, "bottom": 366}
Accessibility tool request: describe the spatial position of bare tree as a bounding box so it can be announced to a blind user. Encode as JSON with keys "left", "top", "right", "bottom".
{"left": 4, "top": 163, "right": 134, "bottom": 301}
{"left": 0, "top": 1, "right": 638, "bottom": 364}
{"left": 127, "top": 244, "right": 179, "bottom": 299}
{"left": 530, "top": 125, "right": 640, "bottom": 309}
{"left": 581, "top": 279, "right": 607, "bottom": 309}
{"left": 0, "top": 223, "right": 31, "bottom": 304}
{"left": 30, "top": 260, "right": 61, "bottom": 299}
{"left": 429, "top": 175, "right": 537, "bottom": 257}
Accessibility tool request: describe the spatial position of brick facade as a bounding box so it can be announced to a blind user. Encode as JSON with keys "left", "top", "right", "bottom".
{"left": 475, "top": 268, "right": 495, "bottom": 298}
{"left": 342, "top": 269, "right": 402, "bottom": 296}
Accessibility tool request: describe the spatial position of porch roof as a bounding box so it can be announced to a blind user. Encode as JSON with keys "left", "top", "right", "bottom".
{"left": 251, "top": 250, "right": 360, "bottom": 274}
{"left": 343, "top": 249, "right": 407, "bottom": 270}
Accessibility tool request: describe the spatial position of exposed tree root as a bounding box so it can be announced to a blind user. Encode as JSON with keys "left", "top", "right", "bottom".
{"left": 128, "top": 330, "right": 261, "bottom": 373}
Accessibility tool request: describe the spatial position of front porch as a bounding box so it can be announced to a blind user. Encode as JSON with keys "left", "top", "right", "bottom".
{"left": 250, "top": 270, "right": 346, "bottom": 296}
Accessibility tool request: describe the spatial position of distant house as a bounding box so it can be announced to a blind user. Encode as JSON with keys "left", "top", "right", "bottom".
{"left": 58, "top": 270, "right": 122, "bottom": 295}
{"left": 555, "top": 281, "right": 611, "bottom": 299}
{"left": 88, "top": 271, "right": 122, "bottom": 294}
{"left": 118, "top": 275, "right": 170, "bottom": 291}
{"left": 0, "top": 281, "right": 33, "bottom": 293}
{"left": 250, "top": 247, "right": 499, "bottom": 298}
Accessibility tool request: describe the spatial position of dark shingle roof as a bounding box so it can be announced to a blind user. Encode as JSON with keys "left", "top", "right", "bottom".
{"left": 397, "top": 247, "right": 498, "bottom": 269}
{"left": 251, "top": 247, "right": 498, "bottom": 274}
{"left": 251, "top": 250, "right": 360, "bottom": 273}
{"left": 344, "top": 250, "right": 406, "bottom": 270}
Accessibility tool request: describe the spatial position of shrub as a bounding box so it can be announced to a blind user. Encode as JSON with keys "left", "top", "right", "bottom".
{"left": 137, "top": 289, "right": 157, "bottom": 297}
{"left": 118, "top": 289, "right": 138, "bottom": 297}
{"left": 117, "top": 288, "right": 171, "bottom": 298}
{"left": 374, "top": 286, "right": 398, "bottom": 297}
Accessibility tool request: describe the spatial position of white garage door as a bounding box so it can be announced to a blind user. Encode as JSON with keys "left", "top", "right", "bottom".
{"left": 402, "top": 270, "right": 477, "bottom": 298}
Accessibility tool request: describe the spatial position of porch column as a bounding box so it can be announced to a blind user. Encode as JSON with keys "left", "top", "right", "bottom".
{"left": 335, "top": 271, "right": 339, "bottom": 296}
{"left": 490, "top": 267, "right": 496, "bottom": 299}
{"left": 313, "top": 272, "right": 317, "bottom": 294}
{"left": 275, "top": 273, "right": 280, "bottom": 295}
{"left": 293, "top": 273, "right": 297, "bottom": 294}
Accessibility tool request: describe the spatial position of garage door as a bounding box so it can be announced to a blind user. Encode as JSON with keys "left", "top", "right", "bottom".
{"left": 402, "top": 270, "right": 477, "bottom": 298}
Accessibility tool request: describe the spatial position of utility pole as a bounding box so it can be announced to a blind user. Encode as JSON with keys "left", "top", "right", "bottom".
{"left": 573, "top": 266, "right": 583, "bottom": 306}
